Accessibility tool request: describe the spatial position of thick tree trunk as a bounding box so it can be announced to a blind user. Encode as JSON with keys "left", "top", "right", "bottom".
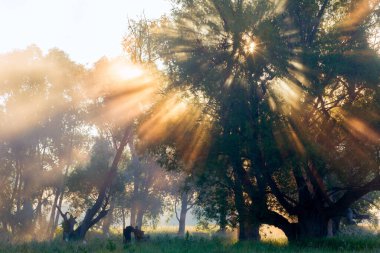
{"left": 327, "top": 217, "right": 341, "bottom": 237}
{"left": 70, "top": 209, "right": 109, "bottom": 241}
{"left": 332, "top": 217, "right": 341, "bottom": 235}
{"left": 233, "top": 178, "right": 260, "bottom": 240}
{"left": 239, "top": 219, "right": 260, "bottom": 240}
{"left": 290, "top": 211, "right": 329, "bottom": 239}
{"left": 267, "top": 212, "right": 329, "bottom": 240}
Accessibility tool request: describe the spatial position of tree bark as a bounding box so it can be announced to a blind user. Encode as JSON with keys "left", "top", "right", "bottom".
{"left": 130, "top": 206, "right": 136, "bottom": 227}
{"left": 47, "top": 188, "right": 60, "bottom": 237}
{"left": 218, "top": 200, "right": 227, "bottom": 233}
{"left": 53, "top": 188, "right": 65, "bottom": 231}
{"left": 52, "top": 164, "right": 70, "bottom": 237}
{"left": 297, "top": 211, "right": 329, "bottom": 238}
{"left": 102, "top": 198, "right": 115, "bottom": 235}
{"left": 130, "top": 149, "right": 140, "bottom": 227}
{"left": 233, "top": 176, "right": 260, "bottom": 240}
{"left": 136, "top": 208, "right": 144, "bottom": 229}
{"left": 122, "top": 208, "right": 126, "bottom": 229}
{"left": 177, "top": 192, "right": 188, "bottom": 236}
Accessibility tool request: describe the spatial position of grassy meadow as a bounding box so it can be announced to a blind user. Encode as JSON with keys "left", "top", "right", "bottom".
{"left": 2, "top": 228, "right": 380, "bottom": 253}
{"left": 2, "top": 235, "right": 380, "bottom": 253}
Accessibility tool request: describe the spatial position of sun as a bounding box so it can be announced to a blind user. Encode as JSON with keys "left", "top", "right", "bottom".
{"left": 247, "top": 41, "right": 256, "bottom": 53}
{"left": 242, "top": 32, "right": 257, "bottom": 55}
{"left": 111, "top": 61, "right": 144, "bottom": 80}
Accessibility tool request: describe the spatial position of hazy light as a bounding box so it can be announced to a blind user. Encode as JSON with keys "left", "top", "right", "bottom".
{"left": 90, "top": 58, "right": 161, "bottom": 126}
{"left": 271, "top": 79, "right": 302, "bottom": 111}
{"left": 345, "top": 116, "right": 380, "bottom": 143}
{"left": 138, "top": 91, "right": 212, "bottom": 168}
{"left": 340, "top": 0, "right": 380, "bottom": 30}
{"left": 111, "top": 61, "right": 144, "bottom": 81}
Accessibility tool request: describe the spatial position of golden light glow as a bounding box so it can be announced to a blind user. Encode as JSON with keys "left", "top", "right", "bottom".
{"left": 0, "top": 49, "right": 83, "bottom": 141}
{"left": 247, "top": 41, "right": 256, "bottom": 54}
{"left": 288, "top": 124, "right": 306, "bottom": 155}
{"left": 242, "top": 32, "right": 257, "bottom": 55}
{"left": 287, "top": 60, "right": 311, "bottom": 88}
{"left": 340, "top": 0, "right": 380, "bottom": 30}
{"left": 0, "top": 52, "right": 160, "bottom": 140}
{"left": 85, "top": 58, "right": 162, "bottom": 127}
{"left": 110, "top": 61, "right": 144, "bottom": 80}
{"left": 333, "top": 108, "right": 380, "bottom": 143}
{"left": 138, "top": 90, "right": 212, "bottom": 168}
{"left": 0, "top": 91, "right": 67, "bottom": 140}
{"left": 270, "top": 78, "right": 302, "bottom": 112}
{"left": 346, "top": 117, "right": 380, "bottom": 142}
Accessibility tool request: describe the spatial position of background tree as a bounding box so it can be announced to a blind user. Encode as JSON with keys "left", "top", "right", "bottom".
{"left": 0, "top": 46, "right": 88, "bottom": 240}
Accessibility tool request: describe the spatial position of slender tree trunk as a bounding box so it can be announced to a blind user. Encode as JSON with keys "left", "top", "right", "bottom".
{"left": 136, "top": 208, "right": 144, "bottom": 229}
{"left": 47, "top": 188, "right": 60, "bottom": 237}
{"left": 130, "top": 149, "right": 140, "bottom": 228}
{"left": 35, "top": 193, "right": 44, "bottom": 235}
{"left": 19, "top": 170, "right": 34, "bottom": 238}
{"left": 53, "top": 188, "right": 65, "bottom": 230}
{"left": 1, "top": 221, "right": 6, "bottom": 232}
{"left": 102, "top": 199, "right": 115, "bottom": 235}
{"left": 122, "top": 208, "right": 126, "bottom": 229}
{"left": 48, "top": 163, "right": 69, "bottom": 237}
{"left": 130, "top": 205, "right": 136, "bottom": 227}
{"left": 52, "top": 164, "right": 70, "bottom": 236}
{"left": 10, "top": 161, "right": 20, "bottom": 208}
{"left": 177, "top": 192, "right": 188, "bottom": 236}
{"left": 16, "top": 161, "right": 23, "bottom": 213}
{"left": 20, "top": 199, "right": 34, "bottom": 238}
{"left": 9, "top": 160, "right": 21, "bottom": 234}
{"left": 218, "top": 189, "right": 228, "bottom": 233}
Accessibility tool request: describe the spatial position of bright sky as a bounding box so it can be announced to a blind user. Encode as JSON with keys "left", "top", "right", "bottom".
{"left": 0, "top": 0, "right": 172, "bottom": 66}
